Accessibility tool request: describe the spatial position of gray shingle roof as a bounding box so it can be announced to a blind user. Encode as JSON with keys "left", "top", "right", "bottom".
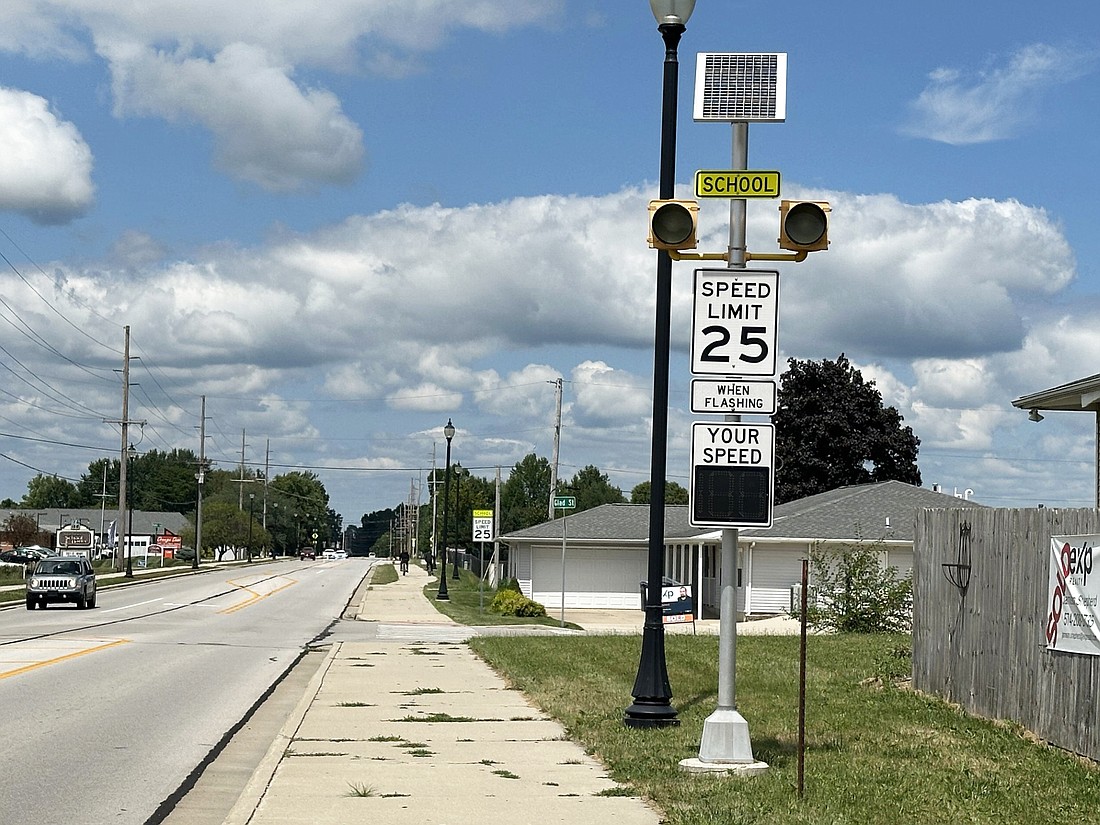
{"left": 501, "top": 481, "right": 985, "bottom": 545}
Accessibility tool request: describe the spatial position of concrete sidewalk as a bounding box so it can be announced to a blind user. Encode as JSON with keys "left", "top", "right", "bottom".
{"left": 226, "top": 564, "right": 664, "bottom": 825}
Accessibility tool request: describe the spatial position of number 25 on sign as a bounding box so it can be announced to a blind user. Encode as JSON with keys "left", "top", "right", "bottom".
{"left": 690, "top": 269, "right": 780, "bottom": 377}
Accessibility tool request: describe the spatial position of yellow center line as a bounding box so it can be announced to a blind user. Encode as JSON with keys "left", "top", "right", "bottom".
{"left": 218, "top": 578, "right": 298, "bottom": 615}
{"left": 0, "top": 639, "right": 131, "bottom": 681}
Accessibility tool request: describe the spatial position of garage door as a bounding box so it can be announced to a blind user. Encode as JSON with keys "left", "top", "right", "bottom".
{"left": 531, "top": 546, "right": 647, "bottom": 610}
{"left": 747, "top": 547, "right": 806, "bottom": 615}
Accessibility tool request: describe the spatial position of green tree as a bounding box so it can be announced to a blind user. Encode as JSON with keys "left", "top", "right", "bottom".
{"left": 4, "top": 513, "right": 42, "bottom": 547}
{"left": 630, "top": 480, "right": 689, "bottom": 505}
{"left": 796, "top": 540, "right": 913, "bottom": 633}
{"left": 22, "top": 474, "right": 81, "bottom": 508}
{"left": 775, "top": 354, "right": 921, "bottom": 504}
{"left": 567, "top": 465, "right": 625, "bottom": 512}
{"left": 501, "top": 453, "right": 551, "bottom": 533}
{"left": 190, "top": 499, "right": 269, "bottom": 559}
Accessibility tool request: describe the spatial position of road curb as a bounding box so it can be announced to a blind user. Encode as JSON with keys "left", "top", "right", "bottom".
{"left": 223, "top": 640, "right": 343, "bottom": 825}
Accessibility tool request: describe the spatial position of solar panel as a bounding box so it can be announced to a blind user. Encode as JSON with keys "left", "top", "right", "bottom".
{"left": 693, "top": 53, "right": 787, "bottom": 123}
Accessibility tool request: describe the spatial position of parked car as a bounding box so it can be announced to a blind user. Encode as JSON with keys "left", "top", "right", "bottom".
{"left": 0, "top": 547, "right": 50, "bottom": 566}
{"left": 299, "top": 547, "right": 316, "bottom": 560}
{"left": 26, "top": 556, "right": 97, "bottom": 610}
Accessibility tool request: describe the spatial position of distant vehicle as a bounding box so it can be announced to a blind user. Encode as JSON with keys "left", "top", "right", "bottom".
{"left": 299, "top": 547, "right": 316, "bottom": 561}
{"left": 334, "top": 549, "right": 347, "bottom": 559}
{"left": 26, "top": 556, "right": 97, "bottom": 610}
{"left": 322, "top": 548, "right": 338, "bottom": 560}
{"left": 0, "top": 547, "right": 50, "bottom": 566}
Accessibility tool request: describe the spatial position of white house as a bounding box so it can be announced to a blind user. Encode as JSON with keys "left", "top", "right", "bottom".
{"left": 501, "top": 481, "right": 985, "bottom": 616}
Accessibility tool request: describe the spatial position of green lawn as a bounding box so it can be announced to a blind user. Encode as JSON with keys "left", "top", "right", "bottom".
{"left": 469, "top": 632, "right": 1100, "bottom": 825}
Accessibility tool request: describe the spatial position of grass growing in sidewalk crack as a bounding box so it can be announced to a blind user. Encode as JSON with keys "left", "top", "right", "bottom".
{"left": 492, "top": 769, "right": 520, "bottom": 780}
{"left": 394, "top": 712, "right": 480, "bottom": 722}
{"left": 367, "top": 735, "right": 404, "bottom": 742}
{"left": 346, "top": 782, "right": 376, "bottom": 797}
{"left": 337, "top": 701, "right": 374, "bottom": 707}
{"left": 400, "top": 687, "right": 444, "bottom": 695}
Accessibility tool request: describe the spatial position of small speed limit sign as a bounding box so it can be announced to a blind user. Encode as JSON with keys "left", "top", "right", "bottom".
{"left": 691, "top": 269, "right": 779, "bottom": 377}
{"left": 472, "top": 510, "right": 494, "bottom": 542}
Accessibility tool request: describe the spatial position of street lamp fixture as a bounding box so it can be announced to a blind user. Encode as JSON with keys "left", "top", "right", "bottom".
{"left": 247, "top": 493, "right": 255, "bottom": 562}
{"left": 624, "top": 0, "right": 696, "bottom": 730}
{"left": 437, "top": 419, "right": 455, "bottom": 600}
{"left": 451, "top": 462, "right": 462, "bottom": 580}
{"left": 125, "top": 443, "right": 138, "bottom": 578}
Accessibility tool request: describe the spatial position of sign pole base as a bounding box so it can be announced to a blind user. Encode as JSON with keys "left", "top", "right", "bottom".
{"left": 679, "top": 708, "right": 768, "bottom": 775}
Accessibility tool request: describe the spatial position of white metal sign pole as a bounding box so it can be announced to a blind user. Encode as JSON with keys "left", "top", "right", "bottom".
{"left": 697, "top": 121, "right": 759, "bottom": 768}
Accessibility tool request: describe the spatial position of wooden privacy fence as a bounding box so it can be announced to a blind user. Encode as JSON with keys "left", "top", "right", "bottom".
{"left": 913, "top": 507, "right": 1100, "bottom": 761}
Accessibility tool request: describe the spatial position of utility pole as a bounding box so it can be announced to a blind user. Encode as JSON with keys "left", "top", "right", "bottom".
{"left": 263, "top": 438, "right": 270, "bottom": 532}
{"left": 237, "top": 429, "right": 249, "bottom": 509}
{"left": 548, "top": 377, "right": 563, "bottom": 520}
{"left": 194, "top": 395, "right": 207, "bottom": 569}
{"left": 104, "top": 326, "right": 145, "bottom": 571}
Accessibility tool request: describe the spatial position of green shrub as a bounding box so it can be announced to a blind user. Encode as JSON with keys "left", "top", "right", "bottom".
{"left": 489, "top": 589, "right": 546, "bottom": 617}
{"left": 500, "top": 577, "right": 522, "bottom": 593}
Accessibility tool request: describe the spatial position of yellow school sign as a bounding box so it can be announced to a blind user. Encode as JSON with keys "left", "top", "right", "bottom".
{"left": 695, "top": 170, "right": 780, "bottom": 199}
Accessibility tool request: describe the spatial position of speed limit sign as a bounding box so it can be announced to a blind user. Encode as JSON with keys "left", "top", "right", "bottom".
{"left": 691, "top": 269, "right": 779, "bottom": 377}
{"left": 472, "top": 510, "right": 494, "bottom": 542}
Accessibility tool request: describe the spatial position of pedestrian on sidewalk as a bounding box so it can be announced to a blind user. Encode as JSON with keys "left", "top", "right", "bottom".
{"left": 399, "top": 549, "right": 410, "bottom": 575}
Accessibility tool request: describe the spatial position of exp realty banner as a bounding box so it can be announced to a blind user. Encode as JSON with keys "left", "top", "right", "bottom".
{"left": 1048, "top": 535, "right": 1100, "bottom": 655}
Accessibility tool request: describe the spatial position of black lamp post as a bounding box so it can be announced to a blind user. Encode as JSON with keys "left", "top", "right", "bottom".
{"left": 437, "top": 419, "right": 455, "bottom": 600}
{"left": 247, "top": 493, "right": 255, "bottom": 562}
{"left": 624, "top": 0, "right": 695, "bottom": 730}
{"left": 272, "top": 502, "right": 279, "bottom": 557}
{"left": 125, "top": 443, "right": 137, "bottom": 578}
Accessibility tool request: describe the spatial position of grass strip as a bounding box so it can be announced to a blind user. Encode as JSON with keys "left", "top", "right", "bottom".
{"left": 470, "top": 633, "right": 1100, "bottom": 825}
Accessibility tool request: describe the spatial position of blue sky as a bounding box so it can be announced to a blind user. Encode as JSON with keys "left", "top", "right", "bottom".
{"left": 1, "top": 1, "right": 1099, "bottom": 525}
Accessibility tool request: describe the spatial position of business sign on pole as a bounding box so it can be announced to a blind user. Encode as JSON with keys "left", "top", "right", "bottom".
{"left": 1047, "top": 535, "right": 1100, "bottom": 655}
{"left": 691, "top": 269, "right": 779, "bottom": 377}
{"left": 472, "top": 510, "right": 494, "bottom": 543}
{"left": 690, "top": 378, "right": 776, "bottom": 415}
{"left": 690, "top": 422, "right": 774, "bottom": 528}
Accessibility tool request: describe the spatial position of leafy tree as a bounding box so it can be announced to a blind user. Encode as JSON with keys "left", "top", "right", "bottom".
{"left": 630, "top": 480, "right": 689, "bottom": 505}
{"left": 188, "top": 499, "right": 269, "bottom": 559}
{"left": 795, "top": 541, "right": 912, "bottom": 633}
{"left": 501, "top": 453, "right": 551, "bottom": 533}
{"left": 3, "top": 513, "right": 42, "bottom": 547}
{"left": 22, "top": 474, "right": 81, "bottom": 508}
{"left": 567, "top": 465, "right": 625, "bottom": 511}
{"left": 774, "top": 354, "right": 920, "bottom": 504}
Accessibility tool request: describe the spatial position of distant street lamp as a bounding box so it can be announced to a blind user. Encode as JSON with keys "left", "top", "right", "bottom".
{"left": 272, "top": 502, "right": 280, "bottom": 557}
{"left": 125, "top": 443, "right": 138, "bottom": 578}
{"left": 451, "top": 463, "right": 462, "bottom": 580}
{"left": 247, "top": 493, "right": 255, "bottom": 562}
{"left": 624, "top": 0, "right": 696, "bottom": 730}
{"left": 437, "top": 419, "right": 455, "bottom": 600}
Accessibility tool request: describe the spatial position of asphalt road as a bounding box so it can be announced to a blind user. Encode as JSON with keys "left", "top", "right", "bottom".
{"left": 0, "top": 557, "right": 373, "bottom": 825}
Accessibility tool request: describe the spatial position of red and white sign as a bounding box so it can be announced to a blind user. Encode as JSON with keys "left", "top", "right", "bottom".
{"left": 1047, "top": 535, "right": 1100, "bottom": 655}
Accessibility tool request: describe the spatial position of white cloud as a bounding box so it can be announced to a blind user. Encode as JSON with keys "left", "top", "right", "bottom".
{"left": 0, "top": 86, "right": 95, "bottom": 223}
{"left": 903, "top": 43, "right": 1096, "bottom": 144}
{"left": 105, "top": 42, "right": 364, "bottom": 191}
{"left": 0, "top": 1, "right": 561, "bottom": 189}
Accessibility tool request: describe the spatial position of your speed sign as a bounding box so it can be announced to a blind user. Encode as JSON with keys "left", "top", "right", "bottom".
{"left": 691, "top": 269, "right": 779, "bottom": 377}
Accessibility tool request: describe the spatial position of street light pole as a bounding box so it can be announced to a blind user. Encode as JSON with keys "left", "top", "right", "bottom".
{"left": 451, "top": 463, "right": 462, "bottom": 580}
{"left": 125, "top": 443, "right": 137, "bottom": 578}
{"left": 247, "top": 493, "right": 255, "bottom": 562}
{"left": 437, "top": 419, "right": 455, "bottom": 600}
{"left": 625, "top": 0, "right": 695, "bottom": 729}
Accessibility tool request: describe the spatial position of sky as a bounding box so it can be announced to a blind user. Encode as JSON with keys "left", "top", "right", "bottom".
{"left": 1, "top": 1, "right": 1099, "bottom": 527}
